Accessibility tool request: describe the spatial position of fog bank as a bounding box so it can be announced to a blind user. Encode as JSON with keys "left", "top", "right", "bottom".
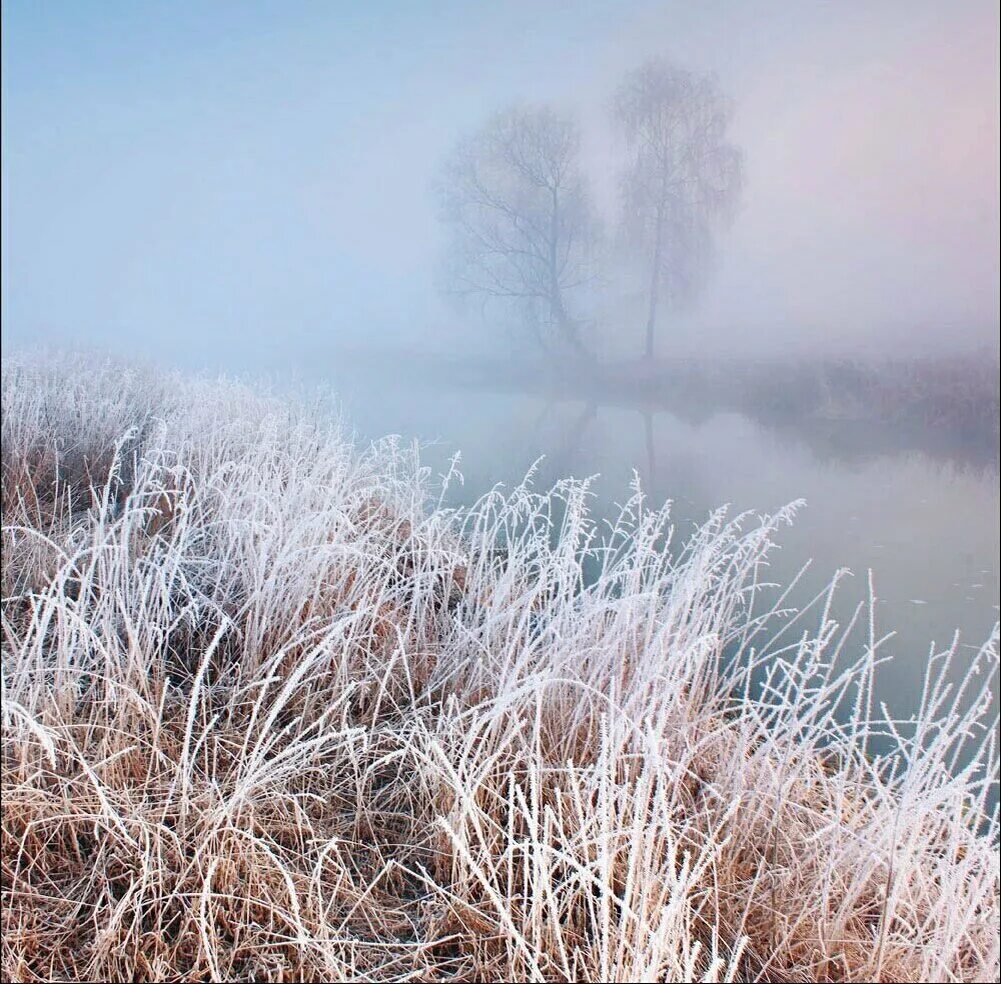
{"left": 2, "top": 0, "right": 998, "bottom": 372}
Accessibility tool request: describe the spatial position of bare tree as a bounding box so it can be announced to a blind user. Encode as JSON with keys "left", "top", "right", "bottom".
{"left": 615, "top": 61, "right": 742, "bottom": 359}
{"left": 437, "top": 106, "right": 599, "bottom": 356}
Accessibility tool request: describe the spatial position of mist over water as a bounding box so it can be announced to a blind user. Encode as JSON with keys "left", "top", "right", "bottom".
{"left": 313, "top": 355, "right": 999, "bottom": 724}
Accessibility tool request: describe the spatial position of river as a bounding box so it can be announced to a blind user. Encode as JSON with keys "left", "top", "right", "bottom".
{"left": 318, "top": 355, "right": 1000, "bottom": 727}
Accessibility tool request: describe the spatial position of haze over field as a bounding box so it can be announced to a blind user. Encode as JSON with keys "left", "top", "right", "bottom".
{"left": 2, "top": 0, "right": 999, "bottom": 370}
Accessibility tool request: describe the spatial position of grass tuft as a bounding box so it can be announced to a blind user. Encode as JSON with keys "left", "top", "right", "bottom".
{"left": 2, "top": 352, "right": 998, "bottom": 982}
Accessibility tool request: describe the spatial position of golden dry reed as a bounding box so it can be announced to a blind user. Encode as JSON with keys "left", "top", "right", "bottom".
{"left": 2, "top": 353, "right": 998, "bottom": 982}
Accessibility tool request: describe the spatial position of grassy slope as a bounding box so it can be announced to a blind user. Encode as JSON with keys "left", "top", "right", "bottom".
{"left": 2, "top": 353, "right": 998, "bottom": 983}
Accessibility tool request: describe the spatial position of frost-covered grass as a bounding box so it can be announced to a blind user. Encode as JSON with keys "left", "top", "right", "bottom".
{"left": 2, "top": 352, "right": 998, "bottom": 983}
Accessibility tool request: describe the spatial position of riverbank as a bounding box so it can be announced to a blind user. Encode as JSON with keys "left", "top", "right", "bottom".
{"left": 330, "top": 346, "right": 1000, "bottom": 470}
{"left": 2, "top": 353, "right": 998, "bottom": 983}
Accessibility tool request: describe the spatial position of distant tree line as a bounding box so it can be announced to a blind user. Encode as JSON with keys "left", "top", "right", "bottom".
{"left": 436, "top": 59, "right": 743, "bottom": 362}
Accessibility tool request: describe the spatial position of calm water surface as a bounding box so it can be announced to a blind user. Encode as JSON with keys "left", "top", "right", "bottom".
{"left": 318, "top": 360, "right": 999, "bottom": 724}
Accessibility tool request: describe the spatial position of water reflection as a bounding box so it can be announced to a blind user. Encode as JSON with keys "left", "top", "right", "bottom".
{"left": 316, "top": 356, "right": 999, "bottom": 726}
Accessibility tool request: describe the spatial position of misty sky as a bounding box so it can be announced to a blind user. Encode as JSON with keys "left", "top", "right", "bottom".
{"left": 2, "top": 0, "right": 998, "bottom": 369}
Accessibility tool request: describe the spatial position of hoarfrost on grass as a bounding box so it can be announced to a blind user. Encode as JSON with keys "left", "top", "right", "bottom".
{"left": 1, "top": 352, "right": 998, "bottom": 983}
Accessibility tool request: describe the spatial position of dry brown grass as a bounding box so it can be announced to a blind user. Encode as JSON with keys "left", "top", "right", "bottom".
{"left": 2, "top": 353, "right": 998, "bottom": 982}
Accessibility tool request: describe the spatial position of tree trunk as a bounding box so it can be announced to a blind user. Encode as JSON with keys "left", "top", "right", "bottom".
{"left": 549, "top": 188, "right": 566, "bottom": 341}
{"left": 548, "top": 185, "right": 588, "bottom": 359}
{"left": 550, "top": 291, "right": 587, "bottom": 358}
{"left": 645, "top": 202, "right": 665, "bottom": 361}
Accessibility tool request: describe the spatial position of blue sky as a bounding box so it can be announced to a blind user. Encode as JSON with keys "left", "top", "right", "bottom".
{"left": 3, "top": 1, "right": 998, "bottom": 369}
